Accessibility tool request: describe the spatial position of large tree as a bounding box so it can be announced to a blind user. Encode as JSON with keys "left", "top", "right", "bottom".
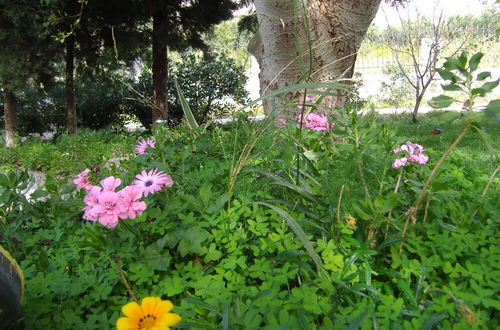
{"left": 132, "top": 0, "right": 242, "bottom": 124}
{"left": 48, "top": 0, "right": 147, "bottom": 134}
{"left": 250, "top": 0, "right": 383, "bottom": 113}
{"left": 0, "top": 0, "right": 56, "bottom": 147}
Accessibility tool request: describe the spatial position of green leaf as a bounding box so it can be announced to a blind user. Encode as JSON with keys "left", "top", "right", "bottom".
{"left": 396, "top": 279, "right": 419, "bottom": 311}
{"left": 458, "top": 52, "right": 468, "bottom": 68}
{"left": 428, "top": 95, "right": 455, "bottom": 109}
{"left": 29, "top": 189, "right": 50, "bottom": 200}
{"left": 436, "top": 68, "right": 459, "bottom": 82}
{"left": 484, "top": 99, "right": 500, "bottom": 120}
{"left": 346, "top": 309, "right": 369, "bottom": 330}
{"left": 185, "top": 298, "right": 222, "bottom": 317}
{"left": 441, "top": 111, "right": 462, "bottom": 123}
{"left": 440, "top": 84, "right": 462, "bottom": 92}
{"left": 477, "top": 71, "right": 491, "bottom": 81}
{"left": 468, "top": 52, "right": 483, "bottom": 72}
{"left": 479, "top": 79, "right": 499, "bottom": 94}
{"left": 470, "top": 124, "right": 496, "bottom": 153}
{"left": 419, "top": 312, "right": 447, "bottom": 330}
{"left": 174, "top": 78, "right": 199, "bottom": 129}
{"left": 256, "top": 202, "right": 323, "bottom": 274}
{"left": 296, "top": 309, "right": 311, "bottom": 330}
{"left": 377, "top": 237, "right": 403, "bottom": 251}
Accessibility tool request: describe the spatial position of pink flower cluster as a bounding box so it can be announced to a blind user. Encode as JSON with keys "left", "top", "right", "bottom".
{"left": 135, "top": 138, "right": 155, "bottom": 155}
{"left": 392, "top": 141, "right": 429, "bottom": 168}
{"left": 297, "top": 113, "right": 331, "bottom": 132}
{"left": 73, "top": 167, "right": 173, "bottom": 228}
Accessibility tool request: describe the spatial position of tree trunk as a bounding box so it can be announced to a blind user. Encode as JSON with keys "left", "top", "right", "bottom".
{"left": 412, "top": 94, "right": 423, "bottom": 123}
{"left": 152, "top": 7, "right": 168, "bottom": 124}
{"left": 252, "top": 0, "right": 382, "bottom": 114}
{"left": 66, "top": 33, "right": 77, "bottom": 135}
{"left": 3, "top": 89, "right": 18, "bottom": 148}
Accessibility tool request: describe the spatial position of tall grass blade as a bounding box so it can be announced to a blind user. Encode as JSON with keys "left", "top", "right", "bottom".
{"left": 346, "top": 309, "right": 369, "bottom": 330}
{"left": 241, "top": 81, "right": 349, "bottom": 111}
{"left": 174, "top": 79, "right": 199, "bottom": 129}
{"left": 256, "top": 201, "right": 322, "bottom": 274}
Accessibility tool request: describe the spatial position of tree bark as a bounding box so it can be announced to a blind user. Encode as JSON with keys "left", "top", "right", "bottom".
{"left": 152, "top": 7, "right": 168, "bottom": 124}
{"left": 412, "top": 94, "right": 423, "bottom": 123}
{"left": 3, "top": 89, "right": 18, "bottom": 148}
{"left": 252, "top": 0, "right": 382, "bottom": 114}
{"left": 66, "top": 33, "right": 77, "bottom": 135}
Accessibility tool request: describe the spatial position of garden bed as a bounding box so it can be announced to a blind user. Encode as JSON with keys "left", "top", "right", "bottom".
{"left": 0, "top": 111, "right": 498, "bottom": 329}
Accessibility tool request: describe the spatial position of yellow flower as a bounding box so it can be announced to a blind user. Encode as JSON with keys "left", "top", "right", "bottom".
{"left": 116, "top": 297, "right": 181, "bottom": 330}
{"left": 345, "top": 215, "right": 357, "bottom": 229}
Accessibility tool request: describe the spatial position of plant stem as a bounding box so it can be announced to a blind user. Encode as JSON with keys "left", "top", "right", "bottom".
{"left": 400, "top": 120, "right": 471, "bottom": 254}
{"left": 114, "top": 254, "right": 138, "bottom": 303}
{"left": 386, "top": 167, "right": 404, "bottom": 238}
{"left": 415, "top": 120, "right": 471, "bottom": 212}
{"left": 336, "top": 184, "right": 345, "bottom": 239}
{"left": 472, "top": 164, "right": 500, "bottom": 217}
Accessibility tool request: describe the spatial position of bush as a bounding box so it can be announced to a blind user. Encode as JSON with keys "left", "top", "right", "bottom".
{"left": 126, "top": 53, "right": 249, "bottom": 128}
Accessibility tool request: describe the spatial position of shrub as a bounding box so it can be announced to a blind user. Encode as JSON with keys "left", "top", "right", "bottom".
{"left": 126, "top": 53, "right": 249, "bottom": 128}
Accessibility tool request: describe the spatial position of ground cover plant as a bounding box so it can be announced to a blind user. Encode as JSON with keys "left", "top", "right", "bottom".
{"left": 1, "top": 100, "right": 498, "bottom": 329}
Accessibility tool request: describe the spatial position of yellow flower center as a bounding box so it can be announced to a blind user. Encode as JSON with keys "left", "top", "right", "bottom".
{"left": 139, "top": 314, "right": 157, "bottom": 328}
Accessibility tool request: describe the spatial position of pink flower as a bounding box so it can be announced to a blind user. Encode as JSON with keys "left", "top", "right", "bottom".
{"left": 133, "top": 168, "right": 173, "bottom": 197}
{"left": 276, "top": 118, "right": 287, "bottom": 127}
{"left": 392, "top": 157, "right": 408, "bottom": 169}
{"left": 135, "top": 138, "right": 155, "bottom": 155}
{"left": 409, "top": 154, "right": 429, "bottom": 165}
{"left": 73, "top": 169, "right": 92, "bottom": 191}
{"left": 100, "top": 176, "right": 122, "bottom": 192}
{"left": 297, "top": 113, "right": 331, "bottom": 132}
{"left": 82, "top": 185, "right": 102, "bottom": 221}
{"left": 118, "top": 185, "right": 147, "bottom": 219}
{"left": 92, "top": 191, "right": 125, "bottom": 228}
{"left": 392, "top": 141, "right": 429, "bottom": 168}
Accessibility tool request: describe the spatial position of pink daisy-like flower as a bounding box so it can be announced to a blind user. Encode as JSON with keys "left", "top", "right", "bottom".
{"left": 135, "top": 138, "right": 155, "bottom": 155}
{"left": 133, "top": 168, "right": 173, "bottom": 197}
{"left": 118, "top": 185, "right": 147, "bottom": 219}
{"left": 73, "top": 169, "right": 92, "bottom": 191}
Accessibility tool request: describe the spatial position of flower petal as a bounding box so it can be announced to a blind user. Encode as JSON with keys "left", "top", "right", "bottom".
{"left": 122, "top": 301, "right": 143, "bottom": 321}
{"left": 154, "top": 300, "right": 174, "bottom": 315}
{"left": 141, "top": 297, "right": 160, "bottom": 315}
{"left": 164, "top": 312, "right": 181, "bottom": 327}
{"left": 116, "top": 317, "right": 139, "bottom": 330}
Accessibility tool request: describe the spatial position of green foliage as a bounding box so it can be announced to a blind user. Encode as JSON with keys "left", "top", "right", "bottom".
{"left": 128, "top": 53, "right": 249, "bottom": 128}
{"left": 0, "top": 110, "right": 498, "bottom": 328}
{"left": 0, "top": 129, "right": 134, "bottom": 176}
{"left": 379, "top": 64, "right": 414, "bottom": 108}
{"left": 429, "top": 51, "right": 499, "bottom": 126}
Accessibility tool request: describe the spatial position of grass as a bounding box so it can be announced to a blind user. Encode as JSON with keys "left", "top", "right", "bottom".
{"left": 0, "top": 128, "right": 136, "bottom": 177}
{"left": 383, "top": 111, "right": 499, "bottom": 167}
{"left": 1, "top": 111, "right": 498, "bottom": 176}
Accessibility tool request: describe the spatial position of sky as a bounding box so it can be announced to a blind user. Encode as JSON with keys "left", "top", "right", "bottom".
{"left": 374, "top": 0, "right": 498, "bottom": 27}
